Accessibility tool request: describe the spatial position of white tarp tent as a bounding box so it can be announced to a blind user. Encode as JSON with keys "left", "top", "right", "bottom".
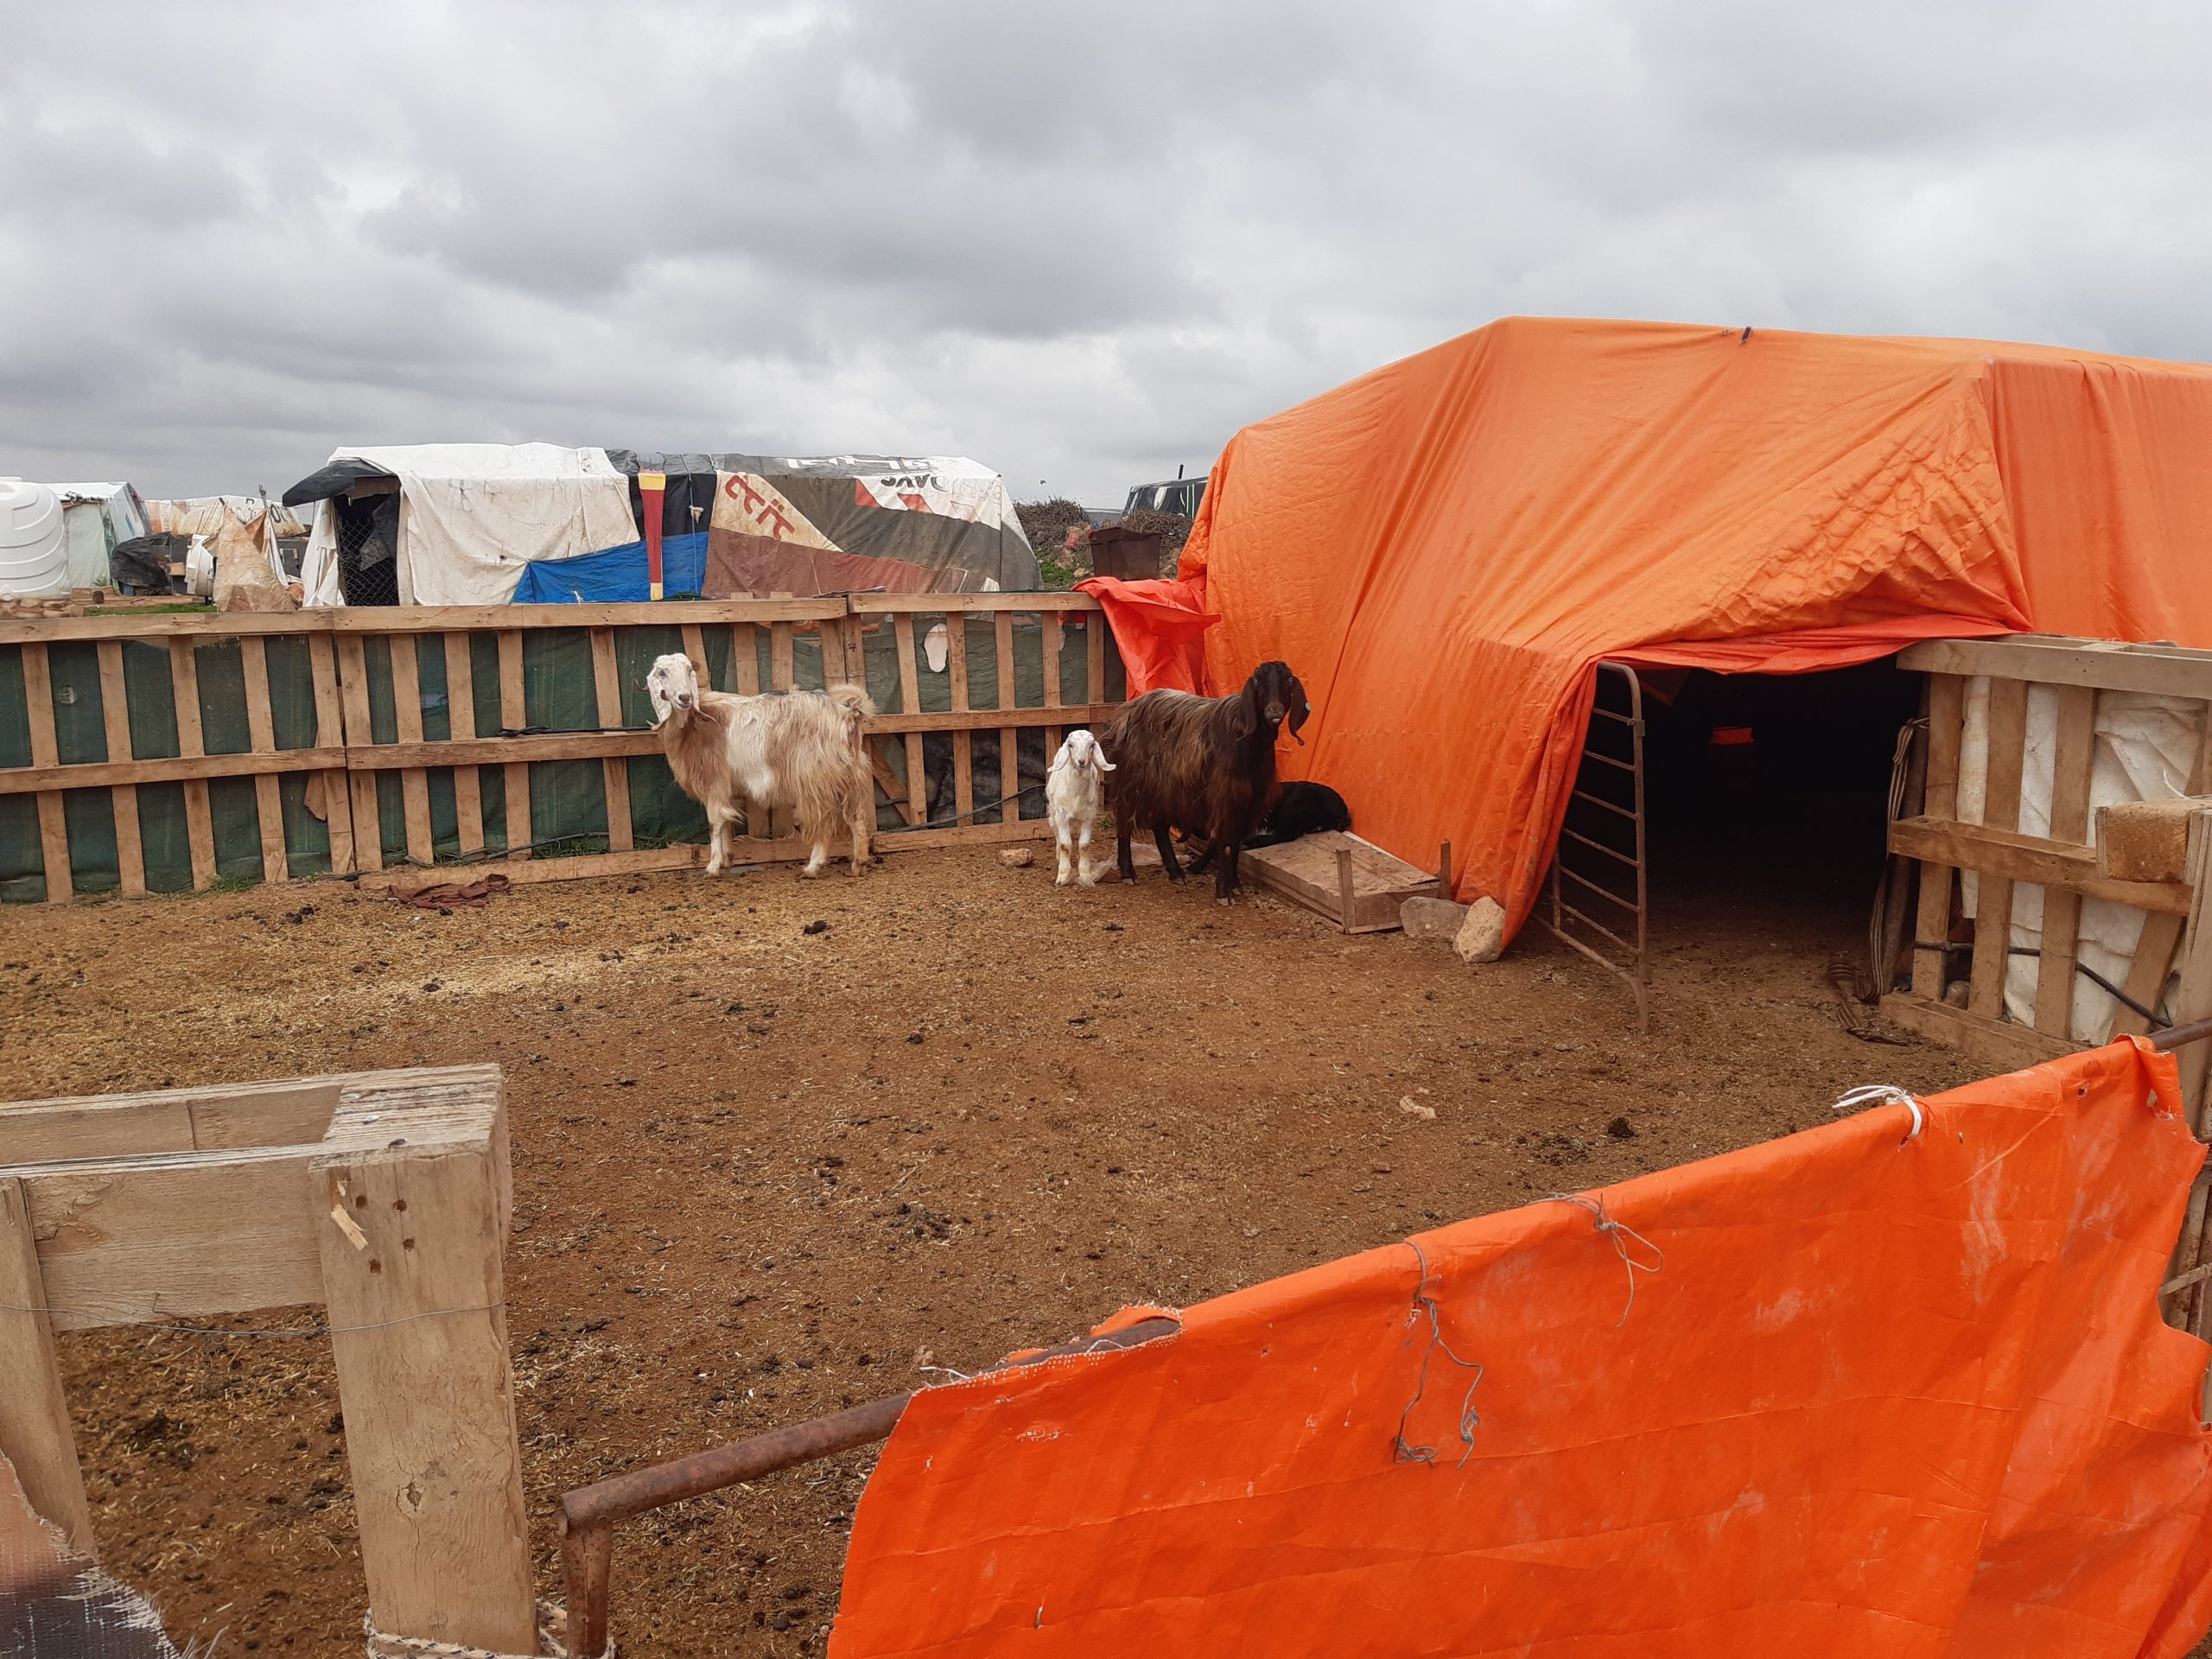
{"left": 296, "top": 444, "right": 636, "bottom": 607}
{"left": 49, "top": 482, "right": 149, "bottom": 588}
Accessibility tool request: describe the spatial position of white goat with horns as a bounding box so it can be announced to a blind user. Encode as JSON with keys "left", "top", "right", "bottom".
{"left": 1046, "top": 728, "right": 1115, "bottom": 887}
{"left": 645, "top": 653, "right": 875, "bottom": 877}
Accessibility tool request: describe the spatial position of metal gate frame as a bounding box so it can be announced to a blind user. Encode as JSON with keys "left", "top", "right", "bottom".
{"left": 1541, "top": 659, "right": 1650, "bottom": 1029}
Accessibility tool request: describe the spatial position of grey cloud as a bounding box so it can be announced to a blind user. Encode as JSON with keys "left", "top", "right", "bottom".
{"left": 2, "top": 0, "right": 2209, "bottom": 504}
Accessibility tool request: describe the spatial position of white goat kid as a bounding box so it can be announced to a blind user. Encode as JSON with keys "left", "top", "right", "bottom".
{"left": 1046, "top": 729, "right": 1116, "bottom": 887}
{"left": 645, "top": 653, "right": 875, "bottom": 877}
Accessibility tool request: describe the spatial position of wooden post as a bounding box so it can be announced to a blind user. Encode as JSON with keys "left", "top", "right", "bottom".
{"left": 443, "top": 633, "right": 485, "bottom": 858}
{"left": 168, "top": 637, "right": 219, "bottom": 891}
{"left": 309, "top": 632, "right": 356, "bottom": 876}
{"left": 1911, "top": 674, "right": 1965, "bottom": 998}
{"left": 238, "top": 634, "right": 290, "bottom": 884}
{"left": 0, "top": 1177, "right": 94, "bottom": 1557}
{"left": 1967, "top": 677, "right": 2029, "bottom": 1021}
{"left": 310, "top": 1140, "right": 534, "bottom": 1653}
{"left": 1336, "top": 845, "right": 1356, "bottom": 936}
{"left": 20, "top": 642, "right": 71, "bottom": 903}
{"left": 1436, "top": 841, "right": 1452, "bottom": 901}
{"left": 588, "top": 628, "right": 632, "bottom": 853}
{"left": 497, "top": 630, "right": 530, "bottom": 861}
{"left": 96, "top": 640, "right": 147, "bottom": 897}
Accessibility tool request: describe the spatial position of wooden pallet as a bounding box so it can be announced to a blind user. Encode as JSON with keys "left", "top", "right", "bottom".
{"left": 1243, "top": 831, "right": 1447, "bottom": 932}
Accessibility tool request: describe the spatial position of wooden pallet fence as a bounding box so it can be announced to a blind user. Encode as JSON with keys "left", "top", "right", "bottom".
{"left": 0, "top": 596, "right": 1127, "bottom": 902}
{"left": 0, "top": 617, "right": 351, "bottom": 900}
{"left": 0, "top": 1066, "right": 535, "bottom": 1651}
{"left": 1885, "top": 635, "right": 2212, "bottom": 1078}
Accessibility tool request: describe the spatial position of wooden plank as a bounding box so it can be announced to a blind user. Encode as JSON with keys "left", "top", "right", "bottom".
{"left": 1911, "top": 674, "right": 1965, "bottom": 998}
{"left": 1244, "top": 832, "right": 1436, "bottom": 932}
{"left": 1042, "top": 612, "right": 1063, "bottom": 709}
{"left": 443, "top": 632, "right": 484, "bottom": 857}
{"left": 96, "top": 640, "right": 146, "bottom": 897}
{"left": 997, "top": 611, "right": 1019, "bottom": 826}
{"left": 1888, "top": 818, "right": 2190, "bottom": 917}
{"left": 2096, "top": 798, "right": 2212, "bottom": 882}
{"left": 336, "top": 633, "right": 385, "bottom": 873}
{"left": 389, "top": 634, "right": 436, "bottom": 867}
{"left": 680, "top": 622, "right": 708, "bottom": 676}
{"left": 238, "top": 634, "right": 289, "bottom": 883}
{"left": 20, "top": 643, "right": 72, "bottom": 903}
{"left": 1086, "top": 612, "right": 1107, "bottom": 704}
{"left": 948, "top": 613, "right": 973, "bottom": 825}
{"left": 893, "top": 613, "right": 927, "bottom": 826}
{"left": 849, "top": 591, "right": 1103, "bottom": 613}
{"left": 1900, "top": 635, "right": 2212, "bottom": 703}
{"left": 309, "top": 632, "right": 355, "bottom": 876}
{"left": 327, "top": 599, "right": 842, "bottom": 632}
{"left": 2168, "top": 811, "right": 2212, "bottom": 1123}
{"left": 770, "top": 620, "right": 796, "bottom": 691}
{"left": 0, "top": 1078, "right": 342, "bottom": 1165}
{"left": 1967, "top": 676, "right": 2030, "bottom": 1021}
{"left": 0, "top": 1179, "right": 93, "bottom": 1555}
{"left": 2109, "top": 912, "right": 2185, "bottom": 1039}
{"left": 498, "top": 630, "right": 529, "bottom": 861}
{"left": 868, "top": 746, "right": 921, "bottom": 827}
{"left": 1878, "top": 990, "right": 2077, "bottom": 1071}
{"left": 16, "top": 1144, "right": 325, "bottom": 1329}
{"left": 168, "top": 637, "right": 217, "bottom": 891}
{"left": 732, "top": 622, "right": 760, "bottom": 695}
{"left": 2034, "top": 683, "right": 2098, "bottom": 1038}
{"left": 0, "top": 747, "right": 351, "bottom": 794}
{"left": 354, "top": 817, "right": 1061, "bottom": 896}
{"left": 310, "top": 1135, "right": 534, "bottom": 1653}
{"left": 589, "top": 628, "right": 632, "bottom": 853}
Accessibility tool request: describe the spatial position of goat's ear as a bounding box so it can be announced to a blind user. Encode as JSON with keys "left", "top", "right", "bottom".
{"left": 1286, "top": 676, "right": 1311, "bottom": 747}
{"left": 1095, "top": 746, "right": 1116, "bottom": 771}
{"left": 1230, "top": 692, "right": 1259, "bottom": 742}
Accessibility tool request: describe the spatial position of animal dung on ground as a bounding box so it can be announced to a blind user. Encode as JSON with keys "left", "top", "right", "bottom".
{"left": 803, "top": 919, "right": 830, "bottom": 935}
{"left": 1399, "top": 1096, "right": 1437, "bottom": 1121}
{"left": 1454, "top": 897, "right": 1508, "bottom": 964}
{"left": 1000, "top": 847, "right": 1036, "bottom": 868}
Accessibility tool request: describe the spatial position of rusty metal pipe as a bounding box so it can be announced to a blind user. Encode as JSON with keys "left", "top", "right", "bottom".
{"left": 558, "top": 1315, "right": 1178, "bottom": 1655}
{"left": 2152, "top": 1015, "right": 2212, "bottom": 1053}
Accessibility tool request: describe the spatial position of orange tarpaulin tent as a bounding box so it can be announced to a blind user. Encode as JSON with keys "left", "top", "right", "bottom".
{"left": 831, "top": 1038, "right": 2212, "bottom": 1657}
{"left": 1090, "top": 318, "right": 2212, "bottom": 938}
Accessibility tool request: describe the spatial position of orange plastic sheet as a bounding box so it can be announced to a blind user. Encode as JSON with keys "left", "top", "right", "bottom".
{"left": 1074, "top": 575, "right": 1217, "bottom": 694}
{"left": 832, "top": 1039, "right": 2212, "bottom": 1657}
{"left": 1103, "top": 318, "right": 2212, "bottom": 936}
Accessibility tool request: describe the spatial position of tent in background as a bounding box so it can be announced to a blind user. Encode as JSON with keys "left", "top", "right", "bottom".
{"left": 48, "top": 481, "right": 148, "bottom": 588}
{"left": 1090, "top": 317, "right": 2212, "bottom": 942}
{"left": 285, "top": 445, "right": 1036, "bottom": 607}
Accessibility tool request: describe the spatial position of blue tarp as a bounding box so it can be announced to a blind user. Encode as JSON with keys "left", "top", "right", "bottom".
{"left": 511, "top": 531, "right": 709, "bottom": 603}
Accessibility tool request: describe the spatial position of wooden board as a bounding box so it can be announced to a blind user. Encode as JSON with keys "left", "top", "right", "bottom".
{"left": 1888, "top": 817, "right": 2190, "bottom": 917}
{"left": 168, "top": 638, "right": 217, "bottom": 891}
{"left": 1243, "top": 831, "right": 1440, "bottom": 932}
{"left": 1911, "top": 674, "right": 1965, "bottom": 997}
{"left": 1901, "top": 635, "right": 2212, "bottom": 703}
{"left": 1879, "top": 991, "right": 2077, "bottom": 1072}
{"left": 20, "top": 642, "right": 70, "bottom": 902}
{"left": 443, "top": 632, "right": 484, "bottom": 857}
{"left": 96, "top": 639, "right": 146, "bottom": 897}
{"left": 2035, "top": 683, "right": 2098, "bottom": 1036}
{"left": 0, "top": 1178, "right": 92, "bottom": 1554}
{"left": 312, "top": 1137, "right": 534, "bottom": 1652}
{"left": 239, "top": 634, "right": 290, "bottom": 883}
{"left": 497, "top": 630, "right": 529, "bottom": 860}
{"left": 588, "top": 628, "right": 632, "bottom": 852}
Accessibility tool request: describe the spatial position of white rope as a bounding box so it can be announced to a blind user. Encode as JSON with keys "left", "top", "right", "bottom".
{"left": 364, "top": 1599, "right": 609, "bottom": 1659}
{"left": 1833, "top": 1083, "right": 1926, "bottom": 1140}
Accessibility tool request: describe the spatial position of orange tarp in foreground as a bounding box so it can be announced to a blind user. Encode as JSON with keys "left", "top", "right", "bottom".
{"left": 1122, "top": 318, "right": 2212, "bottom": 936}
{"left": 832, "top": 1039, "right": 2212, "bottom": 1657}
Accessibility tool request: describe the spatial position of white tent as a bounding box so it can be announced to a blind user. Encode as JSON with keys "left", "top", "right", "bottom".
{"left": 49, "top": 481, "right": 149, "bottom": 588}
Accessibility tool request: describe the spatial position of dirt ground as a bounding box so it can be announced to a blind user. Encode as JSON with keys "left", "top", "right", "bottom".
{"left": 1, "top": 845, "right": 1988, "bottom": 1657}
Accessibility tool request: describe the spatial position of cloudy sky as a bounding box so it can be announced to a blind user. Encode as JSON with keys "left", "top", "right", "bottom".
{"left": 3, "top": 1, "right": 2206, "bottom": 504}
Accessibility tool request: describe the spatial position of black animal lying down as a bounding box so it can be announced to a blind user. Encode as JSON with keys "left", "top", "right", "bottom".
{"left": 1185, "top": 781, "right": 1351, "bottom": 873}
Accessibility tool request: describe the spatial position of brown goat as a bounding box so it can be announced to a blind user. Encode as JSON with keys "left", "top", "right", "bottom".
{"left": 646, "top": 653, "right": 874, "bottom": 876}
{"left": 1101, "top": 661, "right": 1309, "bottom": 903}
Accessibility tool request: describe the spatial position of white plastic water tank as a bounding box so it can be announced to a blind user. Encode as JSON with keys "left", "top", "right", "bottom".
{"left": 0, "top": 478, "right": 67, "bottom": 597}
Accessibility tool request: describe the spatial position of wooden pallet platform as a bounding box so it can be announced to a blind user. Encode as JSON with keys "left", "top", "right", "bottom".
{"left": 1243, "top": 830, "right": 1444, "bottom": 932}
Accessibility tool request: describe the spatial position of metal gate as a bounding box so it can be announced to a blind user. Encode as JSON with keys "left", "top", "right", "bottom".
{"left": 1541, "top": 660, "right": 1650, "bottom": 1028}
